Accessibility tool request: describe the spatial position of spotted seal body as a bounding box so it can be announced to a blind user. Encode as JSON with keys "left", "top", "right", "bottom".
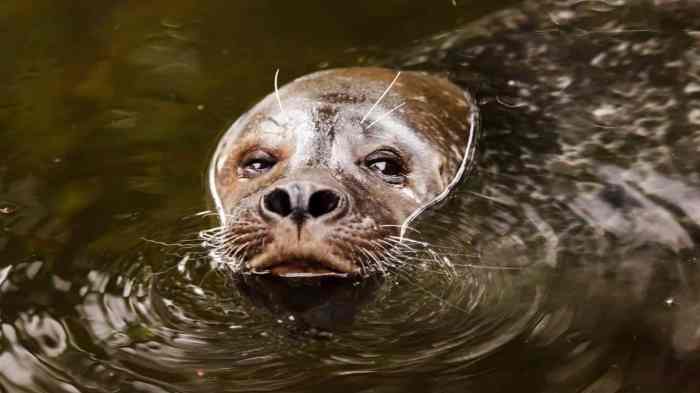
{"left": 399, "top": 0, "right": 700, "bottom": 252}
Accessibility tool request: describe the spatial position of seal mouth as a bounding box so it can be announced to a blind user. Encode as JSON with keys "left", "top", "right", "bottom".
{"left": 247, "top": 247, "right": 360, "bottom": 278}
{"left": 256, "top": 259, "right": 348, "bottom": 278}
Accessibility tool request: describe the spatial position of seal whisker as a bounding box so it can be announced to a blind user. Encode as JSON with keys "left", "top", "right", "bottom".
{"left": 218, "top": 233, "right": 262, "bottom": 259}
{"left": 140, "top": 237, "right": 201, "bottom": 249}
{"left": 187, "top": 210, "right": 221, "bottom": 219}
{"left": 361, "top": 71, "right": 401, "bottom": 124}
{"left": 274, "top": 68, "right": 285, "bottom": 116}
{"left": 389, "top": 268, "right": 471, "bottom": 313}
{"left": 376, "top": 238, "right": 412, "bottom": 259}
{"left": 360, "top": 247, "right": 385, "bottom": 275}
{"left": 351, "top": 238, "right": 385, "bottom": 273}
{"left": 199, "top": 226, "right": 234, "bottom": 240}
{"left": 380, "top": 224, "right": 421, "bottom": 234}
{"left": 371, "top": 239, "right": 411, "bottom": 273}
{"left": 375, "top": 237, "right": 473, "bottom": 279}
{"left": 366, "top": 102, "right": 406, "bottom": 129}
{"left": 371, "top": 244, "right": 395, "bottom": 271}
{"left": 410, "top": 249, "right": 481, "bottom": 258}
{"left": 386, "top": 235, "right": 468, "bottom": 252}
{"left": 450, "top": 262, "right": 524, "bottom": 270}
{"left": 466, "top": 190, "right": 515, "bottom": 206}
{"left": 204, "top": 224, "right": 265, "bottom": 246}
{"left": 418, "top": 252, "right": 461, "bottom": 279}
{"left": 376, "top": 243, "right": 402, "bottom": 273}
{"left": 218, "top": 244, "right": 245, "bottom": 269}
{"left": 213, "top": 228, "right": 265, "bottom": 244}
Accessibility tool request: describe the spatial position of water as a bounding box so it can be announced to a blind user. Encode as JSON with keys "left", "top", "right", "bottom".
{"left": 1, "top": 1, "right": 699, "bottom": 392}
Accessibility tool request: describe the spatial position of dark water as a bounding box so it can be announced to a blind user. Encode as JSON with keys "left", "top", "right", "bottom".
{"left": 1, "top": 1, "right": 699, "bottom": 392}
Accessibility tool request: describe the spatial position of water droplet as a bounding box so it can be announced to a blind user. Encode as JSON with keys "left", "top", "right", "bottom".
{"left": 496, "top": 96, "right": 528, "bottom": 108}
{"left": 0, "top": 266, "right": 12, "bottom": 286}
{"left": 52, "top": 275, "right": 72, "bottom": 292}
{"left": 555, "top": 75, "right": 573, "bottom": 90}
{"left": 593, "top": 104, "right": 617, "bottom": 119}
{"left": 684, "top": 82, "right": 700, "bottom": 94}
{"left": 552, "top": 10, "right": 575, "bottom": 21}
{"left": 687, "top": 109, "right": 700, "bottom": 125}
{"left": 188, "top": 285, "right": 205, "bottom": 297}
{"left": 0, "top": 204, "right": 17, "bottom": 215}
{"left": 26, "top": 261, "right": 43, "bottom": 280}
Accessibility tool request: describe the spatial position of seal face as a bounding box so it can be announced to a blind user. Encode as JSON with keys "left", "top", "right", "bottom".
{"left": 208, "top": 67, "right": 476, "bottom": 277}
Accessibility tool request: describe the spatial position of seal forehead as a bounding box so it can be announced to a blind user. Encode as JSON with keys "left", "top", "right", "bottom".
{"left": 318, "top": 91, "right": 367, "bottom": 105}
{"left": 281, "top": 67, "right": 474, "bottom": 149}
{"left": 215, "top": 67, "right": 477, "bottom": 192}
{"left": 290, "top": 67, "right": 428, "bottom": 107}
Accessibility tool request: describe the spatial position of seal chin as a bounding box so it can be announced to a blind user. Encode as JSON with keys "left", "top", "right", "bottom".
{"left": 247, "top": 244, "right": 360, "bottom": 278}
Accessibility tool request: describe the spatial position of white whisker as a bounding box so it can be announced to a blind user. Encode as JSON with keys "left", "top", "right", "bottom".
{"left": 366, "top": 102, "right": 406, "bottom": 129}
{"left": 274, "top": 68, "right": 285, "bottom": 115}
{"left": 361, "top": 71, "right": 401, "bottom": 124}
{"left": 380, "top": 224, "right": 420, "bottom": 234}
{"left": 467, "top": 190, "right": 514, "bottom": 206}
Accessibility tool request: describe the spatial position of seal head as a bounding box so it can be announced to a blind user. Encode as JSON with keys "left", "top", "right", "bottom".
{"left": 208, "top": 67, "right": 476, "bottom": 277}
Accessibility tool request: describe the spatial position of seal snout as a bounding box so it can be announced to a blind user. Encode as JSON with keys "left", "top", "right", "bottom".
{"left": 260, "top": 181, "right": 349, "bottom": 224}
{"left": 251, "top": 180, "right": 355, "bottom": 277}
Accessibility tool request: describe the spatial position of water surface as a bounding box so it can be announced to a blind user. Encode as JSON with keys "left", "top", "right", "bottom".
{"left": 1, "top": 1, "right": 699, "bottom": 392}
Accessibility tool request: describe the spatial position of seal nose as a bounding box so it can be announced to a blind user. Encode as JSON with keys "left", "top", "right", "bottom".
{"left": 261, "top": 182, "right": 345, "bottom": 223}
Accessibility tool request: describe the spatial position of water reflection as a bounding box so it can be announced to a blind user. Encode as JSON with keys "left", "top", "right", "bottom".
{"left": 235, "top": 275, "right": 381, "bottom": 333}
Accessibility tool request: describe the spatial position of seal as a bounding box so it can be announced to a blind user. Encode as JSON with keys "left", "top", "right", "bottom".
{"left": 208, "top": 67, "right": 477, "bottom": 277}
{"left": 208, "top": 0, "right": 700, "bottom": 285}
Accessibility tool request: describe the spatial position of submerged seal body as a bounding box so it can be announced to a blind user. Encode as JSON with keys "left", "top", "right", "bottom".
{"left": 399, "top": 0, "right": 700, "bottom": 254}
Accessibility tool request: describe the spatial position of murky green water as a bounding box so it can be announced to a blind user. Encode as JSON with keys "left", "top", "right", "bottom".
{"left": 2, "top": 1, "right": 700, "bottom": 392}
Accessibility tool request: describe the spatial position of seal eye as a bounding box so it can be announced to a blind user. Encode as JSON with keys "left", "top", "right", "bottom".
{"left": 365, "top": 150, "right": 406, "bottom": 185}
{"left": 239, "top": 150, "right": 277, "bottom": 178}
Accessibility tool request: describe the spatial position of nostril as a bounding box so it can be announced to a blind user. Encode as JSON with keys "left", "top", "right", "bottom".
{"left": 308, "top": 190, "right": 341, "bottom": 218}
{"left": 263, "top": 189, "right": 292, "bottom": 217}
